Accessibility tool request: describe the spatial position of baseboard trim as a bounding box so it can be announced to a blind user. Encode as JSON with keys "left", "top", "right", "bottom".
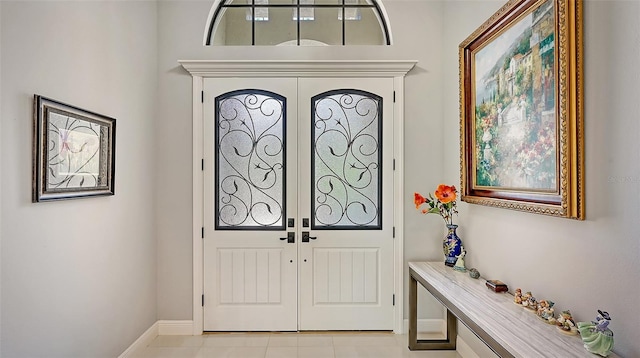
{"left": 118, "top": 321, "right": 159, "bottom": 358}
{"left": 402, "top": 318, "right": 444, "bottom": 335}
{"left": 158, "top": 320, "right": 195, "bottom": 335}
{"left": 456, "top": 335, "right": 480, "bottom": 358}
{"left": 118, "top": 320, "right": 196, "bottom": 357}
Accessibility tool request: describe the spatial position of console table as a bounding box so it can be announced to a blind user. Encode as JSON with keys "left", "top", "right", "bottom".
{"left": 409, "top": 262, "right": 619, "bottom": 357}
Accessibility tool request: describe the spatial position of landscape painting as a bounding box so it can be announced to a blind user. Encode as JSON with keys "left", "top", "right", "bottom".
{"left": 473, "top": 0, "right": 556, "bottom": 191}
{"left": 459, "top": 0, "right": 585, "bottom": 219}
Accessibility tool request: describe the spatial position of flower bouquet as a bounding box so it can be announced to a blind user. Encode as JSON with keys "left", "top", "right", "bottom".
{"left": 414, "top": 184, "right": 462, "bottom": 266}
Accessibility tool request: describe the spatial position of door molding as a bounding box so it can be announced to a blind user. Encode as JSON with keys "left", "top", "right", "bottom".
{"left": 179, "top": 60, "right": 416, "bottom": 335}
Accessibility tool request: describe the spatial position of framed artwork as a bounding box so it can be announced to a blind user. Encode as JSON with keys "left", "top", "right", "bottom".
{"left": 459, "top": 0, "right": 584, "bottom": 219}
{"left": 33, "top": 95, "right": 116, "bottom": 202}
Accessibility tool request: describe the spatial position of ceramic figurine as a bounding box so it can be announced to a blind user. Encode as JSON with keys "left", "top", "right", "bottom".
{"left": 468, "top": 268, "right": 480, "bottom": 279}
{"left": 524, "top": 295, "right": 537, "bottom": 311}
{"left": 556, "top": 310, "right": 578, "bottom": 335}
{"left": 453, "top": 246, "right": 467, "bottom": 272}
{"left": 520, "top": 291, "right": 532, "bottom": 308}
{"left": 536, "top": 300, "right": 556, "bottom": 324}
{"left": 514, "top": 288, "right": 523, "bottom": 305}
{"left": 578, "top": 310, "right": 614, "bottom": 357}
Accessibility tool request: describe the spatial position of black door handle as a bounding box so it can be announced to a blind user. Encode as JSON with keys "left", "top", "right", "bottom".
{"left": 302, "top": 231, "right": 317, "bottom": 243}
{"left": 280, "top": 232, "right": 295, "bottom": 243}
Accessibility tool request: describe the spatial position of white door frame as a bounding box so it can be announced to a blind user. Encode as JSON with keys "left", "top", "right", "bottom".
{"left": 179, "top": 60, "right": 416, "bottom": 335}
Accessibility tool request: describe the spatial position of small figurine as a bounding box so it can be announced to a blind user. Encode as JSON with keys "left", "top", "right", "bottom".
{"left": 468, "top": 268, "right": 480, "bottom": 279}
{"left": 514, "top": 288, "right": 523, "bottom": 305}
{"left": 556, "top": 310, "right": 578, "bottom": 335}
{"left": 520, "top": 291, "right": 532, "bottom": 308}
{"left": 453, "top": 246, "right": 467, "bottom": 272}
{"left": 524, "top": 294, "right": 537, "bottom": 311}
{"left": 578, "top": 310, "right": 614, "bottom": 357}
{"left": 536, "top": 300, "right": 556, "bottom": 324}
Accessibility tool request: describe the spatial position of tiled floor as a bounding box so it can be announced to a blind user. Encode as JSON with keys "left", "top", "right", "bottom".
{"left": 132, "top": 332, "right": 462, "bottom": 358}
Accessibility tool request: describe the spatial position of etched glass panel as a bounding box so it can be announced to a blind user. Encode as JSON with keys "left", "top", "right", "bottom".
{"left": 216, "top": 90, "right": 286, "bottom": 230}
{"left": 311, "top": 90, "right": 382, "bottom": 229}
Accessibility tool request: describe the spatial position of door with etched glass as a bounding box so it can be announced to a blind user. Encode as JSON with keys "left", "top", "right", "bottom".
{"left": 298, "top": 78, "right": 394, "bottom": 330}
{"left": 203, "top": 77, "right": 394, "bottom": 331}
{"left": 203, "top": 78, "right": 298, "bottom": 331}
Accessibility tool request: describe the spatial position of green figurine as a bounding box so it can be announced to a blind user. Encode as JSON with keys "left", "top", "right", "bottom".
{"left": 578, "top": 310, "right": 614, "bottom": 357}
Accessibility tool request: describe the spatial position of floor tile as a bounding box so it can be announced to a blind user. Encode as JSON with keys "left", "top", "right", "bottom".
{"left": 268, "top": 334, "right": 299, "bottom": 347}
{"left": 197, "top": 346, "right": 266, "bottom": 358}
{"left": 298, "top": 346, "right": 335, "bottom": 357}
{"left": 133, "top": 347, "right": 201, "bottom": 358}
{"left": 136, "top": 332, "right": 463, "bottom": 358}
{"left": 203, "top": 334, "right": 269, "bottom": 347}
{"left": 335, "top": 345, "right": 404, "bottom": 358}
{"left": 403, "top": 350, "right": 461, "bottom": 358}
{"left": 265, "top": 346, "right": 297, "bottom": 358}
{"left": 332, "top": 334, "right": 398, "bottom": 347}
{"left": 297, "top": 334, "right": 333, "bottom": 347}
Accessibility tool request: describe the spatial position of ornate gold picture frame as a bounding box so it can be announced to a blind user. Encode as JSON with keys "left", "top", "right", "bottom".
{"left": 459, "top": 0, "right": 584, "bottom": 219}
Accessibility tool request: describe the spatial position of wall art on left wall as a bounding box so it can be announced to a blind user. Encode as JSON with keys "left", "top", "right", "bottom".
{"left": 33, "top": 95, "right": 116, "bottom": 202}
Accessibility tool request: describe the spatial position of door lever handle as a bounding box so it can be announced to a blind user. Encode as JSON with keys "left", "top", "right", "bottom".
{"left": 280, "top": 232, "right": 295, "bottom": 243}
{"left": 302, "top": 231, "right": 317, "bottom": 243}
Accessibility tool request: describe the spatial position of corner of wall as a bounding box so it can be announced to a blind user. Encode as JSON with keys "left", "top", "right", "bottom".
{"left": 118, "top": 322, "right": 159, "bottom": 358}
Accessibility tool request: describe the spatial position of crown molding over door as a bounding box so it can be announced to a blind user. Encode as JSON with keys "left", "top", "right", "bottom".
{"left": 179, "top": 60, "right": 416, "bottom": 78}
{"left": 179, "top": 60, "right": 416, "bottom": 335}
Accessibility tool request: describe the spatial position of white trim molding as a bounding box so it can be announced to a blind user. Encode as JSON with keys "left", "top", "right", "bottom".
{"left": 118, "top": 320, "right": 196, "bottom": 357}
{"left": 180, "top": 60, "right": 416, "bottom": 335}
{"left": 179, "top": 60, "right": 416, "bottom": 78}
{"left": 158, "top": 320, "right": 195, "bottom": 336}
{"left": 118, "top": 322, "right": 159, "bottom": 358}
{"left": 456, "top": 336, "right": 482, "bottom": 358}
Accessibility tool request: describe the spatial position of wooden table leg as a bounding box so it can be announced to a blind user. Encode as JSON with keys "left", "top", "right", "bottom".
{"left": 408, "top": 271, "right": 457, "bottom": 351}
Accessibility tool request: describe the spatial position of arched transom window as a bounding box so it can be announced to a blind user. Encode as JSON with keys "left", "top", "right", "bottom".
{"left": 204, "top": 0, "right": 392, "bottom": 46}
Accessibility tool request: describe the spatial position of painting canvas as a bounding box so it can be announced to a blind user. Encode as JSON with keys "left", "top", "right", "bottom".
{"left": 33, "top": 95, "right": 116, "bottom": 202}
{"left": 460, "top": 0, "right": 584, "bottom": 219}
{"left": 474, "top": 0, "right": 556, "bottom": 190}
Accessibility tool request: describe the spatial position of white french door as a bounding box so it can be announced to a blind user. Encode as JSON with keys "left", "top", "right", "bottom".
{"left": 203, "top": 77, "right": 394, "bottom": 331}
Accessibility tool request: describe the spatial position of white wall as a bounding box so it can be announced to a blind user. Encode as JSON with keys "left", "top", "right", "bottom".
{"left": 156, "top": 5, "right": 640, "bottom": 355}
{"left": 443, "top": 1, "right": 640, "bottom": 357}
{"left": 156, "top": 0, "right": 447, "bottom": 320}
{"left": 0, "top": 1, "right": 158, "bottom": 357}
{"left": 3, "top": 0, "right": 621, "bottom": 356}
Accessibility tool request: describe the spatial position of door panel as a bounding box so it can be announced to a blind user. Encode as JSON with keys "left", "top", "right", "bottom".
{"left": 218, "top": 248, "right": 283, "bottom": 304}
{"left": 298, "top": 78, "right": 394, "bottom": 330}
{"left": 313, "top": 248, "right": 379, "bottom": 304}
{"left": 203, "top": 78, "right": 298, "bottom": 331}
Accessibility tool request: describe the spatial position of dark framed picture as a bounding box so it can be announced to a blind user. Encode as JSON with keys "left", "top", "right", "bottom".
{"left": 33, "top": 95, "right": 116, "bottom": 202}
{"left": 459, "top": 0, "right": 584, "bottom": 219}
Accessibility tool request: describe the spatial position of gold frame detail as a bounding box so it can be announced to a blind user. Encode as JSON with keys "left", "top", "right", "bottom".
{"left": 459, "top": 0, "right": 584, "bottom": 219}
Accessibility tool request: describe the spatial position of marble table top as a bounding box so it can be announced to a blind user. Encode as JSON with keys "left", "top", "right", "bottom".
{"left": 409, "top": 262, "right": 619, "bottom": 358}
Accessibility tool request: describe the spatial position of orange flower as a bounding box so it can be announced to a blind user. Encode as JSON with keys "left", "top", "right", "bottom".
{"left": 414, "top": 192, "right": 427, "bottom": 209}
{"left": 434, "top": 184, "right": 457, "bottom": 204}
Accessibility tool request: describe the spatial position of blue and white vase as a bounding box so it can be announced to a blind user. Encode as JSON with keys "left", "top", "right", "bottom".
{"left": 443, "top": 224, "right": 462, "bottom": 267}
